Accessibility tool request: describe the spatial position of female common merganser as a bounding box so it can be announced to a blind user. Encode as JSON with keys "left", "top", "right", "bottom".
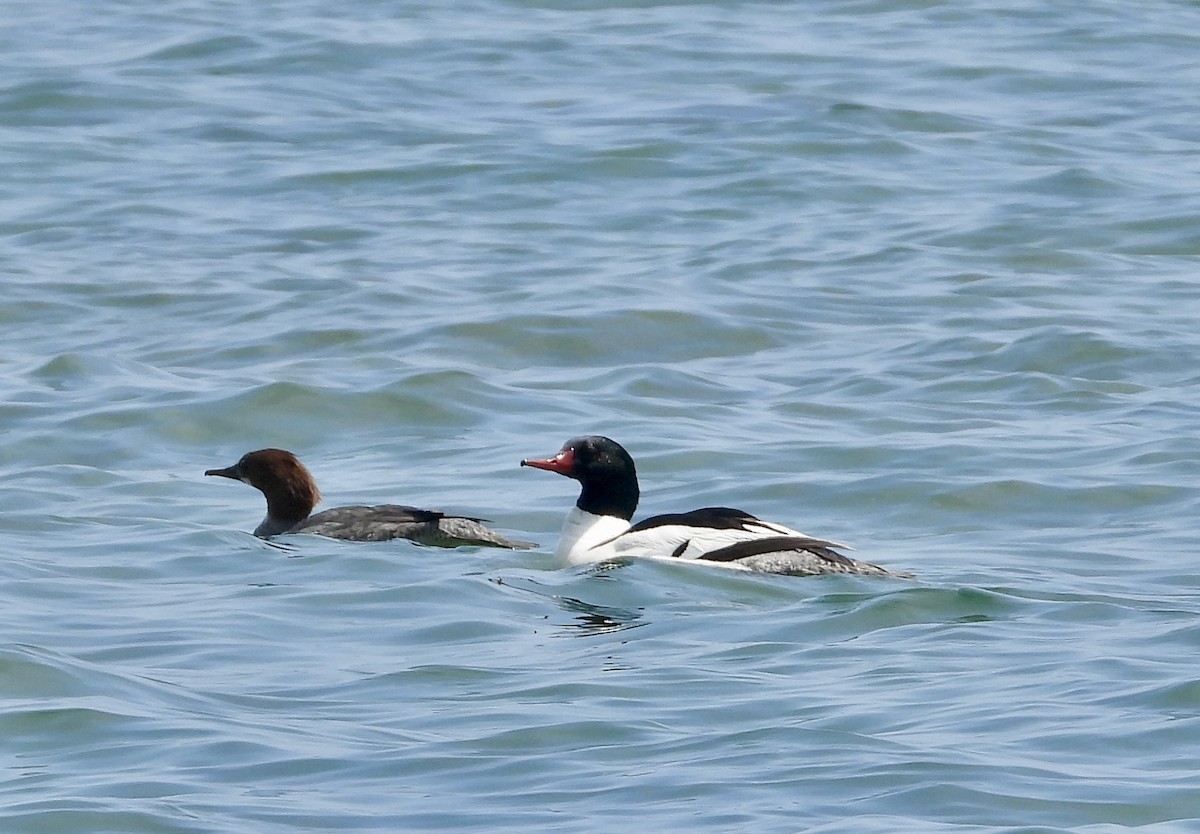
{"left": 206, "top": 448, "right": 535, "bottom": 548}
{"left": 521, "top": 436, "right": 909, "bottom": 577}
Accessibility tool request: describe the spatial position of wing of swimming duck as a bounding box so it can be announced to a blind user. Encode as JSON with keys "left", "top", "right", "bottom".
{"left": 700, "top": 535, "right": 910, "bottom": 577}
{"left": 293, "top": 504, "right": 445, "bottom": 541}
{"left": 294, "top": 504, "right": 535, "bottom": 549}
{"left": 605, "top": 506, "right": 850, "bottom": 560}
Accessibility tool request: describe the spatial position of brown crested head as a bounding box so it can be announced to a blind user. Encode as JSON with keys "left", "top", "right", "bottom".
{"left": 206, "top": 448, "right": 321, "bottom": 521}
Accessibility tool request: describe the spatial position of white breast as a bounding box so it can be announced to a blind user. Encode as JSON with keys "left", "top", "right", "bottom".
{"left": 555, "top": 507, "right": 631, "bottom": 564}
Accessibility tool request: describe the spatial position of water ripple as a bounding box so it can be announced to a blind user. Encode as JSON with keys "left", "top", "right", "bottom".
{"left": 3, "top": 0, "right": 1200, "bottom": 831}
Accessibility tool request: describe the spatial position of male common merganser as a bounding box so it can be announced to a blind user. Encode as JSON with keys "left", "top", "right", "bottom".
{"left": 206, "top": 448, "right": 536, "bottom": 548}
{"left": 521, "top": 436, "right": 910, "bottom": 577}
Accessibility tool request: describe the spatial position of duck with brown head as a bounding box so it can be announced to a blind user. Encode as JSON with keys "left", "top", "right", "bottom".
{"left": 207, "top": 448, "right": 536, "bottom": 548}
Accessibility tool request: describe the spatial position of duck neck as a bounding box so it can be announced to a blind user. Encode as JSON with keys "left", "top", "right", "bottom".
{"left": 253, "top": 492, "right": 313, "bottom": 538}
{"left": 254, "top": 513, "right": 302, "bottom": 538}
{"left": 576, "top": 475, "right": 638, "bottom": 522}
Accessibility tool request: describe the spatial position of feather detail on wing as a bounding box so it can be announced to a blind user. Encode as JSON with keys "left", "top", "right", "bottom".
{"left": 600, "top": 506, "right": 851, "bottom": 561}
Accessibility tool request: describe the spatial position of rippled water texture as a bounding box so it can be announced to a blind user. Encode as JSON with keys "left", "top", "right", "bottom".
{"left": 3, "top": 1, "right": 1200, "bottom": 832}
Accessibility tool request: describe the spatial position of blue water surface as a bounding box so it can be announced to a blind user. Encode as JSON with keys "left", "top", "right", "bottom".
{"left": 3, "top": 1, "right": 1200, "bottom": 831}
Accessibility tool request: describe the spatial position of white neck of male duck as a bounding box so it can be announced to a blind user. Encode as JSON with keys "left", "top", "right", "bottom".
{"left": 521, "top": 435, "right": 641, "bottom": 563}
{"left": 554, "top": 506, "right": 633, "bottom": 563}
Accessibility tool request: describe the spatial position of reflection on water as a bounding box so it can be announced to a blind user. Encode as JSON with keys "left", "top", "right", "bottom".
{"left": 552, "top": 592, "right": 646, "bottom": 637}
{"left": 492, "top": 573, "right": 646, "bottom": 637}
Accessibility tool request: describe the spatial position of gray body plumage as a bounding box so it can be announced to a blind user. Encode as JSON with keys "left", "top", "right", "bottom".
{"left": 723, "top": 545, "right": 910, "bottom": 578}
{"left": 289, "top": 505, "right": 536, "bottom": 548}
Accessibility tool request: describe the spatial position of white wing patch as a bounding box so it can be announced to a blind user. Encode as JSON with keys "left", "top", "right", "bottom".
{"left": 602, "top": 517, "right": 849, "bottom": 562}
